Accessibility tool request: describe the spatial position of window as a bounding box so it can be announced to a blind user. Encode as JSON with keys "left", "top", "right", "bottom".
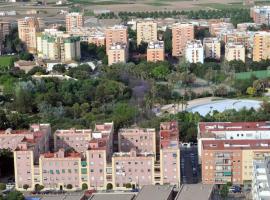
{"left": 62, "top": 169, "right": 65, "bottom": 173}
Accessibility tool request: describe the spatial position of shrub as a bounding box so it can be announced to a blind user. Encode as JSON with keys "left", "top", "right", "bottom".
{"left": 23, "top": 184, "right": 29, "bottom": 190}
{"left": 106, "top": 183, "right": 113, "bottom": 190}
{"left": 66, "top": 184, "right": 73, "bottom": 189}
{"left": 0, "top": 183, "right": 6, "bottom": 190}
{"left": 82, "top": 183, "right": 88, "bottom": 190}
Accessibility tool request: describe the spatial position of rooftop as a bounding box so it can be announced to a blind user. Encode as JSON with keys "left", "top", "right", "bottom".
{"left": 89, "top": 193, "right": 135, "bottom": 200}
{"left": 202, "top": 139, "right": 270, "bottom": 150}
{"left": 135, "top": 185, "right": 173, "bottom": 200}
{"left": 199, "top": 122, "right": 270, "bottom": 137}
{"left": 148, "top": 41, "right": 164, "bottom": 49}
{"left": 186, "top": 40, "right": 203, "bottom": 48}
{"left": 160, "top": 121, "right": 179, "bottom": 149}
{"left": 175, "top": 183, "right": 214, "bottom": 200}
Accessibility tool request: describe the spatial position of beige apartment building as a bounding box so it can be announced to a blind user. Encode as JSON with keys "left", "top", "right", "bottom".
{"left": 172, "top": 23, "right": 194, "bottom": 57}
{"left": 0, "top": 21, "right": 11, "bottom": 54}
{"left": 37, "top": 29, "right": 81, "bottom": 63}
{"left": 65, "top": 12, "right": 84, "bottom": 32}
{"left": 147, "top": 41, "right": 165, "bottom": 62}
{"left": 107, "top": 42, "right": 128, "bottom": 66}
{"left": 203, "top": 37, "right": 221, "bottom": 60}
{"left": 136, "top": 20, "right": 157, "bottom": 45}
{"left": 225, "top": 42, "right": 245, "bottom": 62}
{"left": 18, "top": 17, "right": 44, "bottom": 53}
{"left": 105, "top": 25, "right": 128, "bottom": 53}
{"left": 253, "top": 32, "right": 270, "bottom": 62}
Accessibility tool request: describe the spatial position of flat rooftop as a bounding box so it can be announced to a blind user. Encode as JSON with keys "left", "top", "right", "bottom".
{"left": 199, "top": 122, "right": 270, "bottom": 137}
{"left": 135, "top": 185, "right": 173, "bottom": 200}
{"left": 175, "top": 184, "right": 213, "bottom": 200}
{"left": 89, "top": 193, "right": 135, "bottom": 200}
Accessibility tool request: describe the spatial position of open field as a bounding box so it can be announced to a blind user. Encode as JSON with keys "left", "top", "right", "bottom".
{"left": 0, "top": 55, "right": 15, "bottom": 68}
{"left": 0, "top": 0, "right": 261, "bottom": 14}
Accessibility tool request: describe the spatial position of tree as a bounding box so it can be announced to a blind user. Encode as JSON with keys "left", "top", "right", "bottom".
{"left": 246, "top": 87, "right": 255, "bottom": 96}
{"left": 23, "top": 184, "right": 29, "bottom": 190}
{"left": 35, "top": 184, "right": 44, "bottom": 192}
{"left": 66, "top": 184, "right": 73, "bottom": 189}
{"left": 220, "top": 184, "right": 229, "bottom": 199}
{"left": 6, "top": 191, "right": 24, "bottom": 200}
{"left": 52, "top": 64, "right": 66, "bottom": 73}
{"left": 106, "top": 183, "right": 113, "bottom": 190}
{"left": 137, "top": 42, "right": 148, "bottom": 54}
{"left": 125, "top": 183, "right": 132, "bottom": 188}
{"left": 82, "top": 183, "right": 88, "bottom": 190}
{"left": 0, "top": 183, "right": 6, "bottom": 191}
{"left": 19, "top": 52, "right": 34, "bottom": 61}
{"left": 151, "top": 65, "right": 170, "bottom": 80}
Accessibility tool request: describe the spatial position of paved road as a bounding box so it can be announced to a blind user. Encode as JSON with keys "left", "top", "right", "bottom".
{"left": 180, "top": 146, "right": 199, "bottom": 184}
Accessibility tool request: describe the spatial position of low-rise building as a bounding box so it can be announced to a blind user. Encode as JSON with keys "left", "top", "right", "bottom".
{"left": 225, "top": 42, "right": 245, "bottom": 62}
{"left": 147, "top": 41, "right": 165, "bottom": 62}
{"left": 185, "top": 40, "right": 204, "bottom": 64}
{"left": 107, "top": 42, "right": 128, "bottom": 66}
{"left": 203, "top": 37, "right": 221, "bottom": 60}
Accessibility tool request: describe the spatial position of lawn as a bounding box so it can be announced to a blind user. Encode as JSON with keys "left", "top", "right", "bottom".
{"left": 0, "top": 55, "right": 16, "bottom": 68}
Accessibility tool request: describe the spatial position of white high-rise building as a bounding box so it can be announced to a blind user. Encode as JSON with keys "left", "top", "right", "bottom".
{"left": 185, "top": 40, "right": 204, "bottom": 64}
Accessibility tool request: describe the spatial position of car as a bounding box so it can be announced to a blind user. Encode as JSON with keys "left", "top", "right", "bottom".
{"left": 229, "top": 186, "right": 241, "bottom": 193}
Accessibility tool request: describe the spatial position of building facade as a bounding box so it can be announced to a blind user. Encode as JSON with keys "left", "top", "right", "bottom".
{"left": 198, "top": 122, "right": 270, "bottom": 185}
{"left": 172, "top": 23, "right": 194, "bottom": 57}
{"left": 253, "top": 32, "right": 270, "bottom": 62}
{"left": 107, "top": 42, "right": 128, "bottom": 66}
{"left": 136, "top": 20, "right": 157, "bottom": 45}
{"left": 225, "top": 42, "right": 245, "bottom": 62}
{"left": 18, "top": 17, "right": 44, "bottom": 53}
{"left": 11, "top": 121, "right": 180, "bottom": 191}
{"left": 203, "top": 37, "right": 221, "bottom": 60}
{"left": 105, "top": 25, "right": 128, "bottom": 53}
{"left": 66, "top": 12, "right": 84, "bottom": 32}
{"left": 185, "top": 40, "right": 204, "bottom": 64}
{"left": 37, "top": 29, "right": 81, "bottom": 62}
{"left": 147, "top": 41, "right": 165, "bottom": 62}
{"left": 0, "top": 21, "right": 10, "bottom": 55}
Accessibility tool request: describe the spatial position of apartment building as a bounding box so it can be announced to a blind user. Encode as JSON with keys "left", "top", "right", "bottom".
{"left": 172, "top": 23, "right": 194, "bottom": 57}
{"left": 203, "top": 37, "right": 221, "bottom": 60}
{"left": 54, "top": 128, "right": 92, "bottom": 153}
{"left": 250, "top": 6, "right": 270, "bottom": 25}
{"left": 14, "top": 122, "right": 114, "bottom": 191}
{"left": 236, "top": 23, "right": 258, "bottom": 31}
{"left": 0, "top": 124, "right": 51, "bottom": 158}
{"left": 118, "top": 128, "right": 156, "bottom": 154}
{"left": 105, "top": 25, "right": 128, "bottom": 53}
{"left": 198, "top": 122, "right": 270, "bottom": 185}
{"left": 219, "top": 30, "right": 253, "bottom": 49}
{"left": 185, "top": 40, "right": 204, "bottom": 64}
{"left": 0, "top": 21, "right": 10, "bottom": 55}
{"left": 159, "top": 121, "right": 180, "bottom": 186}
{"left": 136, "top": 20, "right": 157, "bottom": 45}
{"left": 65, "top": 12, "right": 84, "bottom": 32}
{"left": 252, "top": 156, "right": 270, "bottom": 200}
{"left": 225, "top": 42, "right": 245, "bottom": 62}
{"left": 68, "top": 27, "right": 105, "bottom": 46}
{"left": 112, "top": 150, "right": 155, "bottom": 189}
{"left": 253, "top": 32, "right": 270, "bottom": 62}
{"left": 12, "top": 121, "right": 180, "bottom": 191}
{"left": 209, "top": 22, "right": 234, "bottom": 36}
{"left": 18, "top": 17, "right": 44, "bottom": 53}
{"left": 37, "top": 29, "right": 81, "bottom": 62}
{"left": 147, "top": 41, "right": 165, "bottom": 62}
{"left": 107, "top": 42, "right": 128, "bottom": 66}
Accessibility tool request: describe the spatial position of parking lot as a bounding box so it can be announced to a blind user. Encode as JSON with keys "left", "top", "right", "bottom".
{"left": 180, "top": 146, "right": 199, "bottom": 184}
